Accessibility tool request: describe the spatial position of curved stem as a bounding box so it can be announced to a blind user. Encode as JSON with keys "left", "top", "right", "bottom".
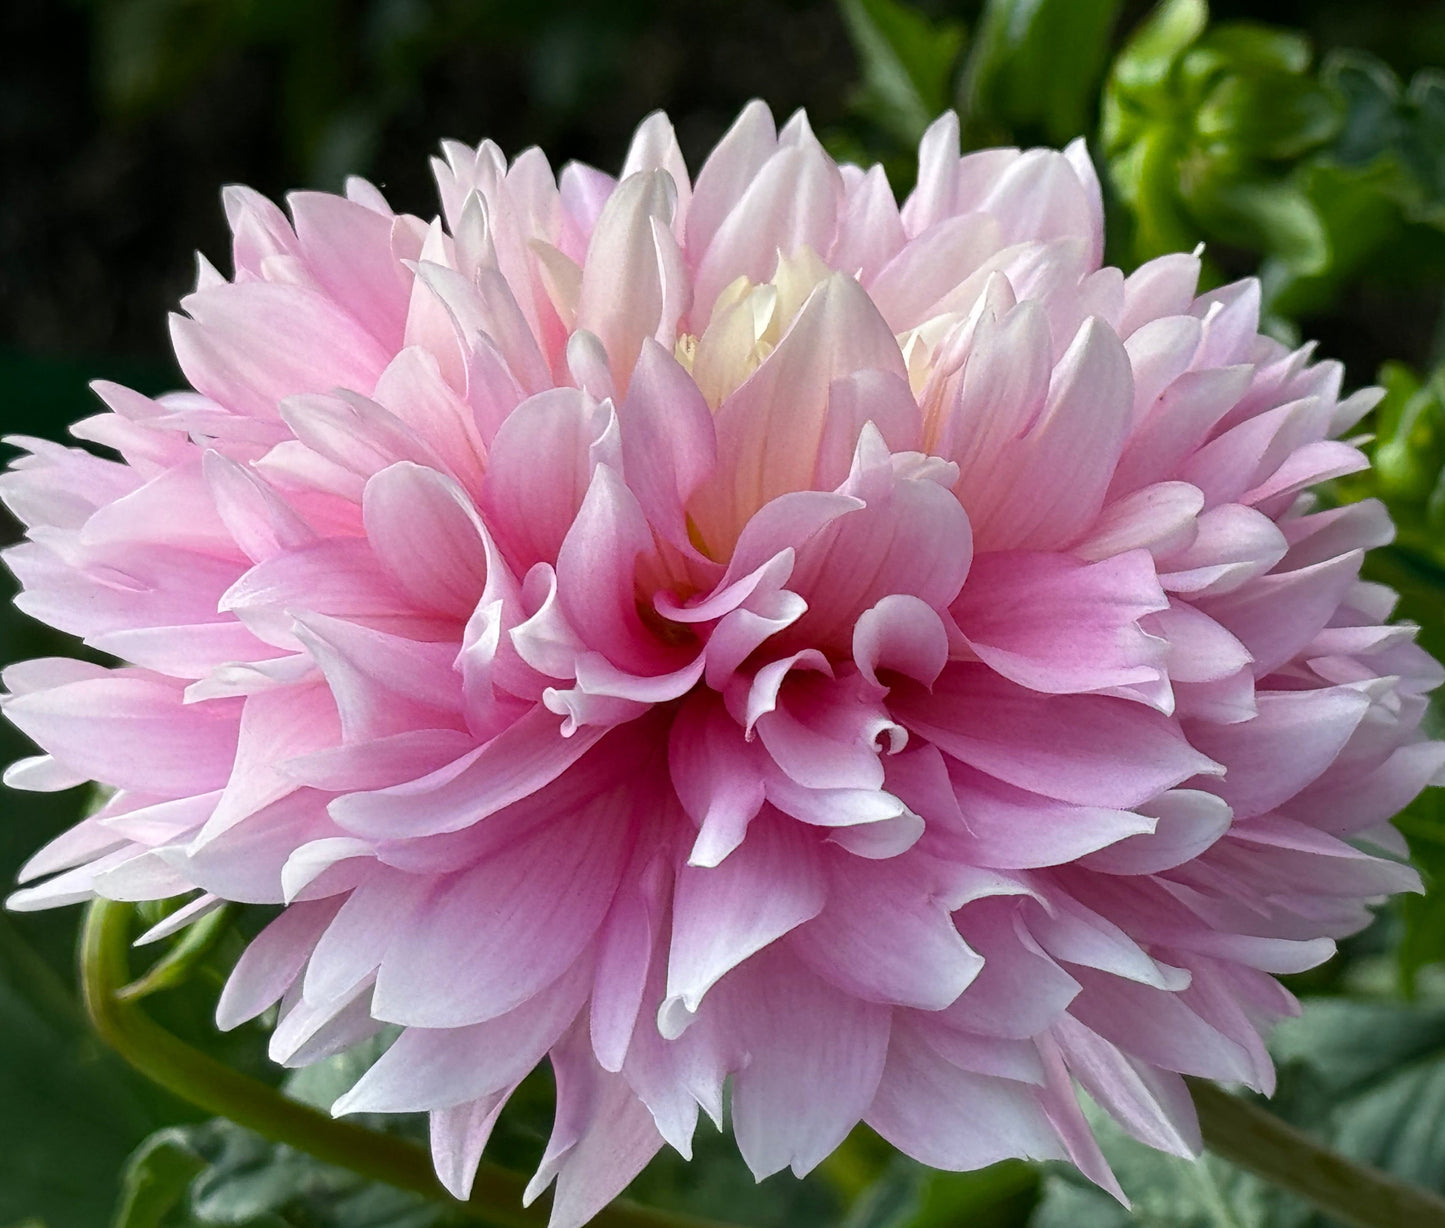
{"left": 1190, "top": 1077, "right": 1445, "bottom": 1228}
{"left": 81, "top": 899, "right": 733, "bottom": 1228}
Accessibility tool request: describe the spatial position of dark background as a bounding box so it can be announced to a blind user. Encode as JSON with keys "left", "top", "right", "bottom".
{"left": 5, "top": 0, "right": 1444, "bottom": 367}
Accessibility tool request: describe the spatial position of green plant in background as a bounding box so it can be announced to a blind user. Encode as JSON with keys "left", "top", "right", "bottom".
{"left": 1100, "top": 0, "right": 1445, "bottom": 323}
{"left": 838, "top": 0, "right": 967, "bottom": 151}
{"left": 958, "top": 0, "right": 1122, "bottom": 147}
{"left": 1363, "top": 363, "right": 1445, "bottom": 561}
{"left": 1102, "top": 0, "right": 1340, "bottom": 291}
{"left": 834, "top": 0, "right": 1123, "bottom": 182}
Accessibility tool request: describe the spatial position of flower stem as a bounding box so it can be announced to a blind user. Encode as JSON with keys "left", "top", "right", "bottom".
{"left": 81, "top": 899, "right": 733, "bottom": 1228}
{"left": 1189, "top": 1076, "right": 1445, "bottom": 1228}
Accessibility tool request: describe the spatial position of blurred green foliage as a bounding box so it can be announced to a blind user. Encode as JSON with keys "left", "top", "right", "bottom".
{"left": 1100, "top": 0, "right": 1445, "bottom": 322}
{"left": 839, "top": 0, "right": 967, "bottom": 150}
{"left": 960, "top": 0, "right": 1123, "bottom": 146}
{"left": 9, "top": 0, "right": 1445, "bottom": 1226}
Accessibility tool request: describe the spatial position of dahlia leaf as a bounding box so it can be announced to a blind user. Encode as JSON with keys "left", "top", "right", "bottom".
{"left": 1107, "top": 0, "right": 1207, "bottom": 99}
{"left": 113, "top": 1118, "right": 446, "bottom": 1227}
{"left": 112, "top": 1129, "right": 209, "bottom": 1228}
{"left": 960, "top": 0, "right": 1124, "bottom": 146}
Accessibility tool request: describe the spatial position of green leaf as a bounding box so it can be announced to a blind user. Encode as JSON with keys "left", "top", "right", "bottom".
{"left": 1263, "top": 157, "right": 1426, "bottom": 317}
{"left": 112, "top": 1132, "right": 208, "bottom": 1228}
{"left": 1373, "top": 366, "right": 1445, "bottom": 507}
{"left": 116, "top": 1120, "right": 449, "bottom": 1228}
{"left": 1191, "top": 178, "right": 1330, "bottom": 276}
{"left": 1032, "top": 1120, "right": 1260, "bottom": 1228}
{"left": 1192, "top": 72, "right": 1340, "bottom": 163}
{"left": 1268, "top": 998, "right": 1445, "bottom": 1206}
{"left": 1182, "top": 22, "right": 1312, "bottom": 82}
{"left": 838, "top": 0, "right": 967, "bottom": 148}
{"left": 960, "top": 0, "right": 1124, "bottom": 144}
{"left": 1095, "top": 0, "right": 1445, "bottom": 311}
{"left": 1325, "top": 51, "right": 1407, "bottom": 168}
{"left": 1390, "top": 782, "right": 1445, "bottom": 990}
{"left": 1108, "top": 0, "right": 1208, "bottom": 99}
{"left": 1112, "top": 125, "right": 1201, "bottom": 260}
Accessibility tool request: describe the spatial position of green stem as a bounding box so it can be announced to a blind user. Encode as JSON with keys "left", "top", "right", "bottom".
{"left": 1190, "top": 1077, "right": 1445, "bottom": 1228}
{"left": 81, "top": 899, "right": 734, "bottom": 1228}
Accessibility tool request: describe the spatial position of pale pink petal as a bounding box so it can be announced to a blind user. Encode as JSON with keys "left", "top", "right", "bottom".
{"left": 526, "top": 1025, "right": 666, "bottom": 1228}
{"left": 173, "top": 282, "right": 390, "bottom": 420}
{"left": 954, "top": 550, "right": 1167, "bottom": 697}
{"left": 362, "top": 462, "right": 487, "bottom": 617}
{"left": 685, "top": 100, "right": 777, "bottom": 262}
{"left": 329, "top": 705, "right": 606, "bottom": 838}
{"left": 289, "top": 190, "right": 413, "bottom": 348}
{"left": 662, "top": 811, "right": 825, "bottom": 1036}
{"left": 429, "top": 1091, "right": 515, "bottom": 1200}
{"left": 216, "top": 897, "right": 344, "bottom": 1029}
{"left": 3, "top": 673, "right": 240, "bottom": 797}
{"left": 716, "top": 947, "right": 890, "bottom": 1179}
{"left": 575, "top": 171, "right": 679, "bottom": 388}
{"left": 371, "top": 798, "right": 628, "bottom": 1027}
{"left": 1052, "top": 1015, "right": 1200, "bottom": 1157}
{"left": 789, "top": 849, "right": 982, "bottom": 1009}
{"left": 895, "top": 666, "right": 1220, "bottom": 809}
{"left": 867, "top": 1019, "right": 1068, "bottom": 1170}
{"left": 692, "top": 143, "right": 839, "bottom": 322}
{"left": 335, "top": 962, "right": 591, "bottom": 1113}
{"left": 691, "top": 274, "right": 907, "bottom": 553}
{"left": 481, "top": 387, "right": 612, "bottom": 571}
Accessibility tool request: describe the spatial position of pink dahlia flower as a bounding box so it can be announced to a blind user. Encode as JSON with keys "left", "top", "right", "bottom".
{"left": 4, "top": 104, "right": 1440, "bottom": 1223}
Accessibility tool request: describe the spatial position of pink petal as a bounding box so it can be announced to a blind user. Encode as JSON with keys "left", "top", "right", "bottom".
{"left": 953, "top": 550, "right": 1167, "bottom": 697}
{"left": 575, "top": 171, "right": 679, "bottom": 388}
{"left": 789, "top": 848, "right": 982, "bottom": 1009}
{"left": 716, "top": 946, "right": 890, "bottom": 1179}
{"left": 3, "top": 673, "right": 240, "bottom": 797}
{"left": 329, "top": 705, "right": 605, "bottom": 839}
{"left": 371, "top": 797, "right": 628, "bottom": 1027}
{"left": 895, "top": 666, "right": 1220, "bottom": 808}
{"left": 662, "top": 810, "right": 825, "bottom": 1035}
{"left": 216, "top": 897, "right": 344, "bottom": 1030}
{"left": 1052, "top": 1015, "right": 1200, "bottom": 1156}
{"left": 335, "top": 961, "right": 591, "bottom": 1113}
{"left": 866, "top": 1019, "right": 1068, "bottom": 1170}
{"left": 172, "top": 282, "right": 390, "bottom": 420}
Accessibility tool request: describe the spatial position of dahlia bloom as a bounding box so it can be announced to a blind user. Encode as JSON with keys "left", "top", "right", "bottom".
{"left": 4, "top": 104, "right": 1440, "bottom": 1224}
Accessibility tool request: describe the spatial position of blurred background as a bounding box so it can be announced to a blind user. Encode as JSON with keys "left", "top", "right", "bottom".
{"left": 6, "top": 1, "right": 1445, "bottom": 1225}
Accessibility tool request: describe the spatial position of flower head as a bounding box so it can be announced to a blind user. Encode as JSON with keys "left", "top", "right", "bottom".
{"left": 4, "top": 104, "right": 1440, "bottom": 1224}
